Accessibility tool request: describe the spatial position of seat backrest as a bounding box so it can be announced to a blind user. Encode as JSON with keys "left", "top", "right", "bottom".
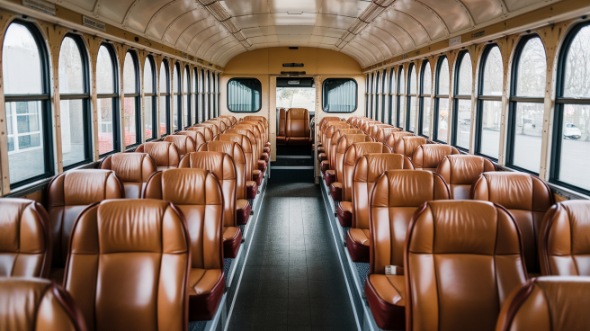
{"left": 0, "top": 198, "right": 50, "bottom": 277}
{"left": 376, "top": 126, "right": 402, "bottom": 143}
{"left": 334, "top": 134, "right": 373, "bottom": 182}
{"left": 135, "top": 141, "right": 180, "bottom": 170}
{"left": 144, "top": 169, "right": 223, "bottom": 271}
{"left": 277, "top": 108, "right": 287, "bottom": 137}
{"left": 244, "top": 115, "right": 268, "bottom": 126}
{"left": 393, "top": 135, "right": 428, "bottom": 158}
{"left": 327, "top": 128, "right": 363, "bottom": 166}
{"left": 197, "top": 141, "right": 248, "bottom": 200}
{"left": 215, "top": 116, "right": 232, "bottom": 129}
{"left": 206, "top": 119, "right": 227, "bottom": 132}
{"left": 405, "top": 200, "right": 527, "bottom": 331}
{"left": 0, "top": 278, "right": 86, "bottom": 331}
{"left": 196, "top": 123, "right": 219, "bottom": 138}
{"left": 412, "top": 144, "right": 460, "bottom": 171}
{"left": 46, "top": 169, "right": 123, "bottom": 268}
{"left": 473, "top": 172, "right": 553, "bottom": 274}
{"left": 352, "top": 154, "right": 414, "bottom": 230}
{"left": 384, "top": 131, "right": 414, "bottom": 150}
{"left": 233, "top": 124, "right": 263, "bottom": 159}
{"left": 496, "top": 277, "right": 590, "bottom": 331}
{"left": 164, "top": 134, "right": 197, "bottom": 158}
{"left": 177, "top": 130, "right": 206, "bottom": 149}
{"left": 286, "top": 108, "right": 310, "bottom": 138}
{"left": 369, "top": 124, "right": 393, "bottom": 141}
{"left": 242, "top": 120, "right": 267, "bottom": 142}
{"left": 342, "top": 142, "right": 391, "bottom": 201}
{"left": 322, "top": 122, "right": 349, "bottom": 152}
{"left": 539, "top": 200, "right": 590, "bottom": 276}
{"left": 64, "top": 199, "right": 189, "bottom": 331}
{"left": 361, "top": 120, "right": 380, "bottom": 134}
{"left": 217, "top": 133, "right": 255, "bottom": 181}
{"left": 219, "top": 115, "right": 237, "bottom": 125}
{"left": 319, "top": 116, "right": 341, "bottom": 134}
{"left": 99, "top": 152, "right": 156, "bottom": 199}
{"left": 179, "top": 151, "right": 237, "bottom": 228}
{"left": 187, "top": 126, "right": 213, "bottom": 142}
{"left": 227, "top": 127, "right": 260, "bottom": 161}
{"left": 370, "top": 170, "right": 450, "bottom": 273}
{"left": 436, "top": 154, "right": 496, "bottom": 199}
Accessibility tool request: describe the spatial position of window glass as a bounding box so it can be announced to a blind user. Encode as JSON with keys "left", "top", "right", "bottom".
{"left": 477, "top": 45, "right": 503, "bottom": 159}
{"left": 172, "top": 63, "right": 180, "bottom": 131}
{"left": 457, "top": 53, "right": 472, "bottom": 96}
{"left": 435, "top": 57, "right": 450, "bottom": 142}
{"left": 228, "top": 78, "right": 262, "bottom": 112}
{"left": 453, "top": 52, "right": 473, "bottom": 150}
{"left": 123, "top": 52, "right": 138, "bottom": 146}
{"left": 96, "top": 46, "right": 114, "bottom": 94}
{"left": 3, "top": 24, "right": 43, "bottom": 95}
{"left": 123, "top": 53, "right": 136, "bottom": 93}
{"left": 143, "top": 56, "right": 155, "bottom": 140}
{"left": 420, "top": 62, "right": 432, "bottom": 137}
{"left": 323, "top": 78, "right": 357, "bottom": 113}
{"left": 184, "top": 66, "right": 189, "bottom": 127}
{"left": 388, "top": 68, "right": 396, "bottom": 125}
{"left": 482, "top": 47, "right": 503, "bottom": 96}
{"left": 455, "top": 99, "right": 472, "bottom": 149}
{"left": 159, "top": 60, "right": 169, "bottom": 135}
{"left": 58, "top": 37, "right": 84, "bottom": 94}
{"left": 407, "top": 64, "right": 417, "bottom": 132}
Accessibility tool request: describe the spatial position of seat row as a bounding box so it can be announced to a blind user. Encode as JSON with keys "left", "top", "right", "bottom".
{"left": 276, "top": 107, "right": 313, "bottom": 145}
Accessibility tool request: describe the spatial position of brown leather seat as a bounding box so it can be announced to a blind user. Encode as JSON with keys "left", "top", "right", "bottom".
{"left": 277, "top": 108, "right": 287, "bottom": 145}
{"left": 384, "top": 131, "right": 414, "bottom": 151}
{"left": 473, "top": 172, "right": 554, "bottom": 274}
{"left": 164, "top": 134, "right": 198, "bottom": 158}
{"left": 286, "top": 108, "right": 311, "bottom": 145}
{"left": 197, "top": 123, "right": 220, "bottom": 138}
{"left": 436, "top": 154, "right": 496, "bottom": 199}
{"left": 346, "top": 154, "right": 414, "bottom": 262}
{"left": 496, "top": 276, "right": 590, "bottom": 331}
{"left": 177, "top": 130, "right": 206, "bottom": 150}
{"left": 217, "top": 133, "right": 258, "bottom": 199}
{"left": 99, "top": 152, "right": 156, "bottom": 198}
{"left": 392, "top": 135, "right": 428, "bottom": 158}
{"left": 539, "top": 200, "right": 590, "bottom": 275}
{"left": 405, "top": 200, "right": 527, "bottom": 331}
{"left": 412, "top": 144, "right": 460, "bottom": 171}
{"left": 206, "top": 119, "right": 227, "bottom": 132}
{"left": 143, "top": 169, "right": 225, "bottom": 321}
{"left": 328, "top": 134, "right": 372, "bottom": 201}
{"left": 365, "top": 170, "right": 450, "bottom": 330}
{"left": 376, "top": 127, "right": 402, "bottom": 143}
{"left": 361, "top": 120, "right": 380, "bottom": 134}
{"left": 232, "top": 124, "right": 267, "bottom": 171}
{"left": 242, "top": 120, "right": 269, "bottom": 151}
{"left": 46, "top": 169, "right": 124, "bottom": 282}
{"left": 0, "top": 198, "right": 50, "bottom": 277}
{"left": 219, "top": 114, "right": 237, "bottom": 126}
{"left": 64, "top": 199, "right": 189, "bottom": 331}
{"left": 369, "top": 124, "right": 393, "bottom": 141}
{"left": 179, "top": 151, "right": 242, "bottom": 258}
{"left": 187, "top": 126, "right": 214, "bottom": 142}
{"left": 226, "top": 128, "right": 264, "bottom": 185}
{"left": 215, "top": 116, "right": 233, "bottom": 129}
{"left": 135, "top": 141, "right": 180, "bottom": 170}
{"left": 336, "top": 142, "right": 392, "bottom": 227}
{"left": 197, "top": 141, "right": 251, "bottom": 225}
{"left": 0, "top": 278, "right": 86, "bottom": 331}
{"left": 320, "top": 128, "right": 362, "bottom": 173}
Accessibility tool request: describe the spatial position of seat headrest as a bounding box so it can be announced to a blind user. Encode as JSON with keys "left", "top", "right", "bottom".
{"left": 100, "top": 153, "right": 156, "bottom": 182}
{"left": 48, "top": 169, "right": 123, "bottom": 206}
{"left": 371, "top": 170, "right": 450, "bottom": 207}
{"left": 144, "top": 168, "right": 223, "bottom": 206}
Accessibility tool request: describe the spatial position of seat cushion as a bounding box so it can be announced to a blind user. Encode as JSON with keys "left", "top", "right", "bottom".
{"left": 263, "top": 146, "right": 270, "bottom": 154}
{"left": 223, "top": 226, "right": 242, "bottom": 258}
{"left": 330, "top": 182, "right": 343, "bottom": 202}
{"left": 324, "top": 169, "right": 336, "bottom": 186}
{"left": 257, "top": 160, "right": 267, "bottom": 173}
{"left": 337, "top": 201, "right": 353, "bottom": 227}
{"left": 246, "top": 181, "right": 258, "bottom": 199}
{"left": 253, "top": 170, "right": 263, "bottom": 186}
{"left": 188, "top": 268, "right": 225, "bottom": 321}
{"left": 365, "top": 274, "right": 406, "bottom": 330}
{"left": 236, "top": 199, "right": 251, "bottom": 225}
{"left": 346, "top": 228, "right": 370, "bottom": 262}
{"left": 260, "top": 152, "right": 269, "bottom": 162}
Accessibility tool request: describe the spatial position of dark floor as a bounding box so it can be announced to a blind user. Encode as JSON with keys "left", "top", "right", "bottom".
{"left": 228, "top": 179, "right": 356, "bottom": 331}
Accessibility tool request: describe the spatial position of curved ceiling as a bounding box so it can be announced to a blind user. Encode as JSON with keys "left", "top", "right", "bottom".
{"left": 48, "top": 0, "right": 560, "bottom": 68}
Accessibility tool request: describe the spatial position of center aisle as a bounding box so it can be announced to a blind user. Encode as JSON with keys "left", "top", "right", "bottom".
{"left": 228, "top": 180, "right": 356, "bottom": 330}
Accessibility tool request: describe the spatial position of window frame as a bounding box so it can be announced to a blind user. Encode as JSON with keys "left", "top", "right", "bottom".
{"left": 418, "top": 60, "right": 432, "bottom": 137}
{"left": 406, "top": 63, "right": 417, "bottom": 132}
{"left": 193, "top": 67, "right": 199, "bottom": 124}
{"left": 159, "top": 59, "right": 171, "bottom": 136}
{"left": 396, "top": 66, "right": 405, "bottom": 128}
{"left": 172, "top": 62, "right": 181, "bottom": 132}
{"left": 433, "top": 56, "right": 450, "bottom": 143}
{"left": 322, "top": 78, "right": 358, "bottom": 113}
{"left": 143, "top": 55, "right": 157, "bottom": 141}
{"left": 123, "top": 50, "right": 141, "bottom": 148}
{"left": 183, "top": 65, "right": 190, "bottom": 128}
{"left": 452, "top": 50, "right": 473, "bottom": 151}
{"left": 227, "top": 77, "right": 262, "bottom": 113}
{"left": 96, "top": 43, "right": 120, "bottom": 157}
{"left": 387, "top": 67, "right": 396, "bottom": 125}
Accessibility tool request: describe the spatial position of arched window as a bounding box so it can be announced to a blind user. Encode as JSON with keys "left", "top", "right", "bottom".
{"left": 59, "top": 35, "right": 91, "bottom": 169}
{"left": 216, "top": 73, "right": 221, "bottom": 117}
{"left": 207, "top": 70, "right": 213, "bottom": 119}
{"left": 508, "top": 36, "right": 546, "bottom": 173}
{"left": 380, "top": 69, "right": 387, "bottom": 123}
{"left": 202, "top": 69, "right": 208, "bottom": 120}
{"left": 406, "top": 63, "right": 417, "bottom": 132}
{"left": 143, "top": 55, "right": 156, "bottom": 140}
{"left": 159, "top": 59, "right": 170, "bottom": 136}
{"left": 368, "top": 73, "right": 374, "bottom": 119}
{"left": 183, "top": 65, "right": 190, "bottom": 127}
{"left": 476, "top": 45, "right": 503, "bottom": 159}
{"left": 434, "top": 56, "right": 450, "bottom": 142}
{"left": 419, "top": 61, "right": 432, "bottom": 137}
{"left": 552, "top": 23, "right": 590, "bottom": 193}
{"left": 3, "top": 21, "right": 52, "bottom": 186}
{"left": 453, "top": 51, "right": 473, "bottom": 150}
{"left": 365, "top": 73, "right": 370, "bottom": 117}
{"left": 387, "top": 67, "right": 396, "bottom": 125}
{"left": 397, "top": 67, "right": 406, "bottom": 128}
{"left": 96, "top": 44, "right": 119, "bottom": 155}
{"left": 123, "top": 51, "right": 140, "bottom": 147}
{"left": 172, "top": 62, "right": 181, "bottom": 131}
{"left": 374, "top": 71, "right": 380, "bottom": 120}
{"left": 193, "top": 68, "right": 199, "bottom": 124}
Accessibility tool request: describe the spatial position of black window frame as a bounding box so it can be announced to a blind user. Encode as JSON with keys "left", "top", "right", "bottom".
{"left": 418, "top": 60, "right": 432, "bottom": 137}
{"left": 433, "top": 55, "right": 450, "bottom": 143}
{"left": 123, "top": 50, "right": 141, "bottom": 148}
{"left": 387, "top": 67, "right": 396, "bottom": 125}
{"left": 227, "top": 77, "right": 262, "bottom": 113}
{"left": 451, "top": 50, "right": 472, "bottom": 151}
{"left": 96, "top": 43, "right": 120, "bottom": 157}
{"left": 159, "top": 59, "right": 171, "bottom": 136}
{"left": 322, "top": 78, "right": 358, "bottom": 113}
{"left": 173, "top": 62, "right": 182, "bottom": 132}
{"left": 396, "top": 66, "right": 405, "bottom": 128}
{"left": 144, "top": 55, "right": 157, "bottom": 141}
{"left": 406, "top": 63, "right": 417, "bottom": 132}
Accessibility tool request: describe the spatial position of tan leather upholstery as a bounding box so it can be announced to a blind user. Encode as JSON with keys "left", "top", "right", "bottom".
{"left": 496, "top": 277, "right": 590, "bottom": 331}
{"left": 345, "top": 154, "right": 414, "bottom": 262}
{"left": 328, "top": 134, "right": 372, "bottom": 201}
{"left": 320, "top": 122, "right": 350, "bottom": 163}
{"left": 215, "top": 116, "right": 233, "bottom": 129}
{"left": 385, "top": 131, "right": 414, "bottom": 151}
{"left": 226, "top": 128, "right": 264, "bottom": 184}
{"left": 393, "top": 135, "right": 428, "bottom": 158}
{"left": 0, "top": 278, "right": 86, "bottom": 331}
{"left": 365, "top": 170, "right": 450, "bottom": 330}
{"left": 322, "top": 128, "right": 363, "bottom": 170}
{"left": 177, "top": 130, "right": 206, "bottom": 150}
{"left": 412, "top": 144, "right": 460, "bottom": 171}
{"left": 135, "top": 141, "right": 180, "bottom": 170}
{"left": 336, "top": 142, "right": 392, "bottom": 227}
{"left": 64, "top": 199, "right": 189, "bottom": 331}
{"left": 539, "top": 200, "right": 590, "bottom": 276}
{"left": 376, "top": 127, "right": 402, "bottom": 143}
{"left": 164, "top": 134, "right": 197, "bottom": 158}
{"left": 277, "top": 108, "right": 287, "bottom": 145}
{"left": 206, "top": 119, "right": 227, "bottom": 132}
{"left": 319, "top": 116, "right": 342, "bottom": 134}
{"left": 286, "top": 108, "right": 311, "bottom": 145}
{"left": 197, "top": 123, "right": 220, "bottom": 138}
{"left": 197, "top": 141, "right": 251, "bottom": 225}
{"left": 473, "top": 172, "right": 554, "bottom": 274}
{"left": 179, "top": 151, "right": 242, "bottom": 258}
{"left": 361, "top": 120, "right": 380, "bottom": 134}
{"left": 0, "top": 198, "right": 50, "bottom": 277}
{"left": 405, "top": 200, "right": 527, "bottom": 331}
{"left": 436, "top": 154, "right": 496, "bottom": 199}
{"left": 242, "top": 120, "right": 268, "bottom": 147}
{"left": 143, "top": 169, "right": 225, "bottom": 321}
{"left": 99, "top": 152, "right": 156, "bottom": 198}
{"left": 217, "top": 133, "right": 258, "bottom": 198}
{"left": 369, "top": 124, "right": 393, "bottom": 141}
{"left": 232, "top": 124, "right": 267, "bottom": 171}
{"left": 219, "top": 115, "right": 237, "bottom": 126}
{"left": 187, "top": 126, "right": 214, "bottom": 142}
{"left": 46, "top": 169, "right": 124, "bottom": 280}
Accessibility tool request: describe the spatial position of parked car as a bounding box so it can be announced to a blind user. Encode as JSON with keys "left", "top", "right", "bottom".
{"left": 564, "top": 123, "right": 582, "bottom": 140}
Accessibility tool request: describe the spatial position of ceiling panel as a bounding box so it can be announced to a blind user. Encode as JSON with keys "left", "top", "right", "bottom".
{"left": 462, "top": 0, "right": 504, "bottom": 24}
{"left": 96, "top": 0, "right": 135, "bottom": 24}
{"left": 223, "top": 0, "right": 270, "bottom": 16}
{"left": 417, "top": 0, "right": 473, "bottom": 32}
{"left": 391, "top": 0, "right": 449, "bottom": 39}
